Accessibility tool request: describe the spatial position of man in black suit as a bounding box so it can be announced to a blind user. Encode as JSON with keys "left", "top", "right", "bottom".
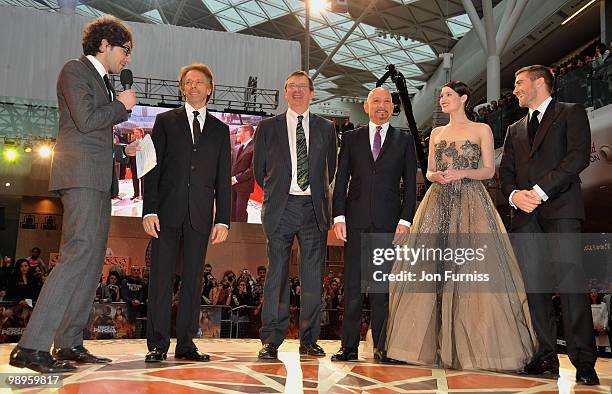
{"left": 9, "top": 16, "right": 136, "bottom": 373}
{"left": 340, "top": 117, "right": 354, "bottom": 133}
{"left": 254, "top": 71, "right": 337, "bottom": 359}
{"left": 231, "top": 124, "right": 255, "bottom": 222}
{"left": 500, "top": 65, "right": 598, "bottom": 385}
{"left": 330, "top": 87, "right": 416, "bottom": 363}
{"left": 142, "top": 63, "right": 231, "bottom": 363}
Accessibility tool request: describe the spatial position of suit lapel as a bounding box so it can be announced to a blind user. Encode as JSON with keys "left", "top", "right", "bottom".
{"left": 80, "top": 55, "right": 110, "bottom": 103}
{"left": 196, "top": 111, "right": 217, "bottom": 147}
{"left": 378, "top": 125, "right": 396, "bottom": 161}
{"left": 176, "top": 107, "right": 193, "bottom": 144}
{"left": 530, "top": 99, "right": 562, "bottom": 157}
{"left": 308, "top": 114, "right": 319, "bottom": 169}
{"left": 277, "top": 113, "right": 292, "bottom": 170}
{"left": 516, "top": 116, "right": 530, "bottom": 153}
{"left": 359, "top": 127, "right": 375, "bottom": 167}
{"left": 235, "top": 140, "right": 252, "bottom": 162}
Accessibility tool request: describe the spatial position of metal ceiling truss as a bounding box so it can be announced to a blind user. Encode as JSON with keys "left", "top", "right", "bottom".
{"left": 1, "top": 0, "right": 484, "bottom": 99}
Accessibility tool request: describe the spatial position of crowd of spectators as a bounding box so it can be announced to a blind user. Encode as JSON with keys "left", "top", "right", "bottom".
{"left": 0, "top": 249, "right": 367, "bottom": 340}
{"left": 0, "top": 248, "right": 51, "bottom": 305}
{"left": 0, "top": 247, "right": 149, "bottom": 310}
{"left": 473, "top": 92, "right": 519, "bottom": 120}
{"left": 552, "top": 42, "right": 611, "bottom": 78}
{"left": 470, "top": 41, "right": 612, "bottom": 121}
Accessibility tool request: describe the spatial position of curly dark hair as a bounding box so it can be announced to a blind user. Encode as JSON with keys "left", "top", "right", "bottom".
{"left": 82, "top": 15, "right": 132, "bottom": 56}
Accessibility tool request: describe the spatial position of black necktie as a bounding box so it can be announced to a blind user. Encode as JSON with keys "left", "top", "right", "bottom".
{"left": 103, "top": 75, "right": 113, "bottom": 101}
{"left": 528, "top": 110, "right": 540, "bottom": 146}
{"left": 192, "top": 111, "right": 201, "bottom": 145}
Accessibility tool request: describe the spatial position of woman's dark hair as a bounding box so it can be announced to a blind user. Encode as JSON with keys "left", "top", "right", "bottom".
{"left": 82, "top": 15, "right": 132, "bottom": 56}
{"left": 106, "top": 270, "right": 121, "bottom": 285}
{"left": 443, "top": 80, "right": 474, "bottom": 120}
{"left": 15, "top": 259, "right": 32, "bottom": 284}
{"left": 443, "top": 80, "right": 472, "bottom": 108}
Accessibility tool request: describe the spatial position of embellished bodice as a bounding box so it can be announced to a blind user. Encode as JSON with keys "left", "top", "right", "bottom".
{"left": 434, "top": 139, "right": 481, "bottom": 172}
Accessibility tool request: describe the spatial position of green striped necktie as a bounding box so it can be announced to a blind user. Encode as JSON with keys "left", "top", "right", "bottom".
{"left": 296, "top": 115, "right": 309, "bottom": 191}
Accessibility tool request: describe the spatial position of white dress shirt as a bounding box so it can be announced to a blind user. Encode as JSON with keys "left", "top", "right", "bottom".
{"left": 185, "top": 102, "right": 206, "bottom": 143}
{"left": 509, "top": 96, "right": 552, "bottom": 209}
{"left": 334, "top": 122, "right": 411, "bottom": 228}
{"left": 86, "top": 55, "right": 113, "bottom": 100}
{"left": 286, "top": 108, "right": 311, "bottom": 195}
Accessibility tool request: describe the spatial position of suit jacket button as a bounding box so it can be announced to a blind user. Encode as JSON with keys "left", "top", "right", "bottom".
{"left": 193, "top": 148, "right": 197, "bottom": 152}
{"left": 191, "top": 165, "right": 195, "bottom": 170}
{"left": 187, "top": 183, "right": 190, "bottom": 187}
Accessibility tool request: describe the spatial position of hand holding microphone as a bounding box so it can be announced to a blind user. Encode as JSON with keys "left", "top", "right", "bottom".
{"left": 117, "top": 69, "right": 136, "bottom": 111}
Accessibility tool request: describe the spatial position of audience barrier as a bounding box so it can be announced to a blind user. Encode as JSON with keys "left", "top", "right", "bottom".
{"left": 0, "top": 301, "right": 369, "bottom": 343}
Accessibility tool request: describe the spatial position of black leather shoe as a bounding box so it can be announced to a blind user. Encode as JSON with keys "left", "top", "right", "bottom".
{"left": 145, "top": 349, "right": 168, "bottom": 363}
{"left": 331, "top": 347, "right": 358, "bottom": 362}
{"left": 374, "top": 349, "right": 406, "bottom": 364}
{"left": 258, "top": 343, "right": 279, "bottom": 360}
{"left": 174, "top": 350, "right": 210, "bottom": 362}
{"left": 576, "top": 366, "right": 600, "bottom": 386}
{"left": 299, "top": 342, "right": 326, "bottom": 356}
{"left": 53, "top": 345, "right": 112, "bottom": 364}
{"left": 518, "top": 356, "right": 559, "bottom": 378}
{"left": 10, "top": 346, "right": 77, "bottom": 373}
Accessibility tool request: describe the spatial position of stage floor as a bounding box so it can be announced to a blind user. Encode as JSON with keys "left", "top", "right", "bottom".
{"left": 1, "top": 339, "right": 611, "bottom": 393}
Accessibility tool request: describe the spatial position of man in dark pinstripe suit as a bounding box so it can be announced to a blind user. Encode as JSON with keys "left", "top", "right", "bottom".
{"left": 253, "top": 71, "right": 337, "bottom": 359}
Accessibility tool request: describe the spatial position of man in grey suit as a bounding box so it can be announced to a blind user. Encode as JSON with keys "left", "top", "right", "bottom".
{"left": 10, "top": 16, "right": 136, "bottom": 373}
{"left": 254, "top": 71, "right": 337, "bottom": 359}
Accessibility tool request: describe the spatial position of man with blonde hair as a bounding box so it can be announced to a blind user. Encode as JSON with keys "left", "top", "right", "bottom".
{"left": 142, "top": 63, "right": 231, "bottom": 362}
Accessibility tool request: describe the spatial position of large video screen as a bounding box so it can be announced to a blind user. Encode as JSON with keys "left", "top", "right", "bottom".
{"left": 111, "top": 105, "right": 266, "bottom": 224}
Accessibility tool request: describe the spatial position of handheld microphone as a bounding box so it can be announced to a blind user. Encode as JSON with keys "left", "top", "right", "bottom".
{"left": 120, "top": 69, "right": 133, "bottom": 90}
{"left": 120, "top": 69, "right": 134, "bottom": 113}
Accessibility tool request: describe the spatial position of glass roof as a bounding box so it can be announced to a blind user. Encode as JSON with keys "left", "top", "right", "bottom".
{"left": 197, "top": 0, "right": 439, "bottom": 96}
{"left": 446, "top": 13, "right": 472, "bottom": 38}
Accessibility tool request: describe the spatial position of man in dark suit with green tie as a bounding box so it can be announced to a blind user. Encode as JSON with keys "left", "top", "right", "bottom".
{"left": 254, "top": 71, "right": 337, "bottom": 359}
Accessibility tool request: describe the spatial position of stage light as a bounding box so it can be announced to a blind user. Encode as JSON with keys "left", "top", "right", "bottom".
{"left": 24, "top": 141, "right": 33, "bottom": 153}
{"left": 37, "top": 145, "right": 52, "bottom": 158}
{"left": 3, "top": 146, "right": 18, "bottom": 162}
{"left": 4, "top": 182, "right": 10, "bottom": 187}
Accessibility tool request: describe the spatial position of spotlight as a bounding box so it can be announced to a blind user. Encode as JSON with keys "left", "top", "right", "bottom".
{"left": 3, "top": 147, "right": 18, "bottom": 162}
{"left": 24, "top": 141, "right": 33, "bottom": 153}
{"left": 38, "top": 145, "right": 52, "bottom": 158}
{"left": 4, "top": 182, "right": 10, "bottom": 187}
{"left": 310, "top": 0, "right": 329, "bottom": 14}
